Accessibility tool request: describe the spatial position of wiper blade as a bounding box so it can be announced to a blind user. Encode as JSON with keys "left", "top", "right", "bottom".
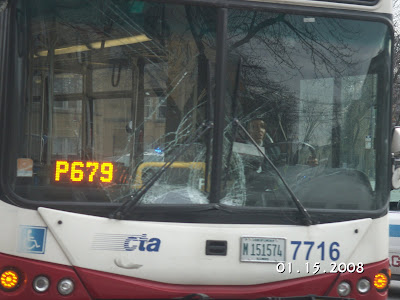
{"left": 110, "top": 121, "right": 213, "bottom": 220}
{"left": 234, "top": 119, "right": 314, "bottom": 226}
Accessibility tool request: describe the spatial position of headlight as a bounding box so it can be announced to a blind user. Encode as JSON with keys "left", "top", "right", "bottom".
{"left": 337, "top": 281, "right": 351, "bottom": 297}
{"left": 357, "top": 278, "right": 370, "bottom": 294}
{"left": 33, "top": 275, "right": 50, "bottom": 293}
{"left": 57, "top": 278, "right": 74, "bottom": 295}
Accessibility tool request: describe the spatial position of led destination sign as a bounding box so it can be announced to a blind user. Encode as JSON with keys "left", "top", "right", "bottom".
{"left": 54, "top": 160, "right": 114, "bottom": 184}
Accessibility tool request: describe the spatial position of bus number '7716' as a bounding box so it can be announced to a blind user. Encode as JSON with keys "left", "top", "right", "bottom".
{"left": 291, "top": 241, "right": 340, "bottom": 261}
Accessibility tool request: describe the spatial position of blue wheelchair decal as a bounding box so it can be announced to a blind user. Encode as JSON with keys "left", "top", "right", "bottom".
{"left": 18, "top": 225, "right": 47, "bottom": 254}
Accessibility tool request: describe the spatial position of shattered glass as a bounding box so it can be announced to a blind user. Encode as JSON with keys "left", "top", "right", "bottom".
{"left": 9, "top": 0, "right": 392, "bottom": 214}
{"left": 14, "top": 1, "right": 217, "bottom": 205}
{"left": 222, "top": 11, "right": 390, "bottom": 210}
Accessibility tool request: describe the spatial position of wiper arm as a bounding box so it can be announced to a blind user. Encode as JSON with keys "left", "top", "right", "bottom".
{"left": 110, "top": 121, "right": 213, "bottom": 220}
{"left": 234, "top": 119, "right": 314, "bottom": 226}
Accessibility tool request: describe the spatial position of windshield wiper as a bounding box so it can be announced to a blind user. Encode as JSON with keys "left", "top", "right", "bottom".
{"left": 234, "top": 119, "right": 314, "bottom": 226}
{"left": 110, "top": 121, "right": 213, "bottom": 220}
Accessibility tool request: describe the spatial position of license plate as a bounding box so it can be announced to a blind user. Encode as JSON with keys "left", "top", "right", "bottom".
{"left": 240, "top": 236, "right": 285, "bottom": 262}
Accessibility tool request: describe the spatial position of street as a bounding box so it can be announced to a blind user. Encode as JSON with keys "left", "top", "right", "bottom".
{"left": 389, "top": 280, "right": 400, "bottom": 299}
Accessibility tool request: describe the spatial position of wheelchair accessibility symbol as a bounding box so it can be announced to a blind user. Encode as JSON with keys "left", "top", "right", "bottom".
{"left": 18, "top": 226, "right": 47, "bottom": 254}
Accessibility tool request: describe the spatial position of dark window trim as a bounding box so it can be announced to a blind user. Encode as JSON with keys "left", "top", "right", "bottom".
{"left": 146, "top": 0, "right": 391, "bottom": 22}
{"left": 209, "top": 7, "right": 227, "bottom": 203}
{"left": 0, "top": 184, "right": 390, "bottom": 225}
{"left": 310, "top": 0, "right": 378, "bottom": 7}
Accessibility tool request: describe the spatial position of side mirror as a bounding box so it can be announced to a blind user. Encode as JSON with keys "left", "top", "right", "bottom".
{"left": 393, "top": 168, "right": 400, "bottom": 189}
{"left": 126, "top": 121, "right": 133, "bottom": 134}
{"left": 0, "top": 1, "right": 7, "bottom": 13}
{"left": 392, "top": 127, "right": 400, "bottom": 155}
{"left": 392, "top": 127, "right": 400, "bottom": 189}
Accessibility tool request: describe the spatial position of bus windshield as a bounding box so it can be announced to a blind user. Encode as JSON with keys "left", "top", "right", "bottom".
{"left": 221, "top": 11, "right": 391, "bottom": 210}
{"left": 7, "top": 0, "right": 391, "bottom": 218}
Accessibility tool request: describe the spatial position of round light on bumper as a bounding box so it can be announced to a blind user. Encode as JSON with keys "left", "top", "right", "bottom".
{"left": 57, "top": 278, "right": 74, "bottom": 296}
{"left": 33, "top": 276, "right": 50, "bottom": 293}
{"left": 337, "top": 281, "right": 351, "bottom": 297}
{"left": 374, "top": 272, "right": 389, "bottom": 290}
{"left": 0, "top": 268, "right": 21, "bottom": 291}
{"left": 357, "top": 278, "right": 370, "bottom": 294}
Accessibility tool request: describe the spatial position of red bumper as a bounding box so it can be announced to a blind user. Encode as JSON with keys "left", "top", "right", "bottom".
{"left": 0, "top": 252, "right": 389, "bottom": 299}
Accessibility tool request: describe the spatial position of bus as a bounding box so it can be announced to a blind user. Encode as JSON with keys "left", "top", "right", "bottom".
{"left": 0, "top": 0, "right": 394, "bottom": 299}
{"left": 389, "top": 188, "right": 400, "bottom": 281}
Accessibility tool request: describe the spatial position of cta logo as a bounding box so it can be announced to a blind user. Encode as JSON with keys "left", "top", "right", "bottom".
{"left": 92, "top": 233, "right": 161, "bottom": 252}
{"left": 124, "top": 235, "right": 160, "bottom": 252}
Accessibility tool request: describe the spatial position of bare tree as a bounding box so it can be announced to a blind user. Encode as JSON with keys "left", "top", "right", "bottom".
{"left": 393, "top": 0, "right": 400, "bottom": 125}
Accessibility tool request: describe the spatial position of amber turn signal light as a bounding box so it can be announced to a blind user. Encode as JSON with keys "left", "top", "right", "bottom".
{"left": 0, "top": 268, "right": 21, "bottom": 291}
{"left": 374, "top": 272, "right": 389, "bottom": 290}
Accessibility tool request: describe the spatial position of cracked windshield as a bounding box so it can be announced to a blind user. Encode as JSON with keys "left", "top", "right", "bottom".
{"left": 14, "top": 0, "right": 390, "bottom": 211}
{"left": 223, "top": 11, "right": 390, "bottom": 209}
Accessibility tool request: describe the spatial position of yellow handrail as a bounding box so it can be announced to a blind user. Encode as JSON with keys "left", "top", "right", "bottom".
{"left": 132, "top": 161, "right": 206, "bottom": 189}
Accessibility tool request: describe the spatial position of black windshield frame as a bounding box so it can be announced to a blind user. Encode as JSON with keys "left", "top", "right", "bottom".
{"left": 0, "top": 0, "right": 393, "bottom": 225}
